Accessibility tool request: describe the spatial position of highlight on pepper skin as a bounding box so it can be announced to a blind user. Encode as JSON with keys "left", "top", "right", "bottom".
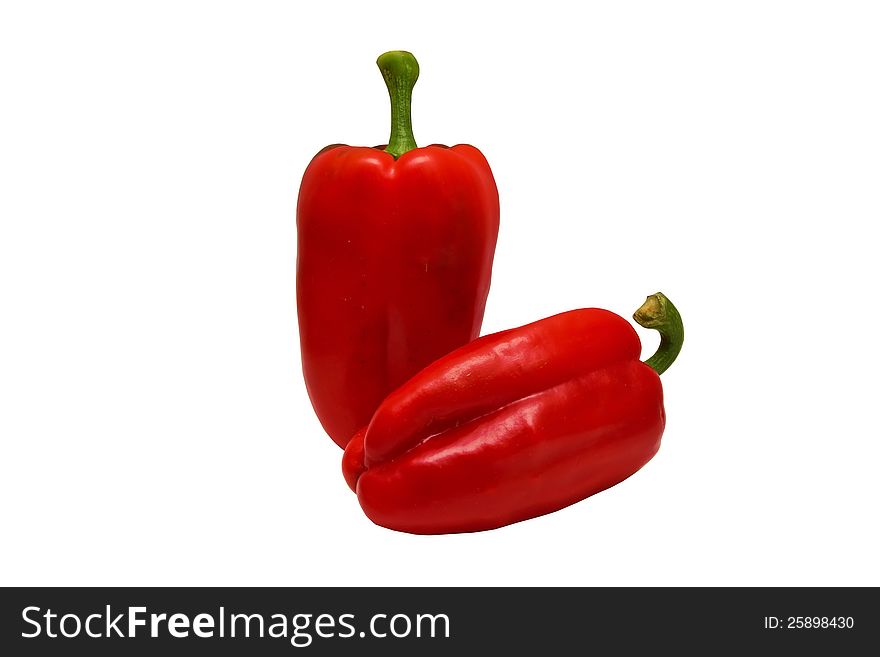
{"left": 341, "top": 293, "right": 683, "bottom": 535}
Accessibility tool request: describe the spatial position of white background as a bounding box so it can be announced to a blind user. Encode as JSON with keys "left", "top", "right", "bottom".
{"left": 2, "top": 1, "right": 878, "bottom": 586}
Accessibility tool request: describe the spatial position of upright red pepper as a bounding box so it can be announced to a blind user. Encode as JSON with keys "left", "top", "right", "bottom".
{"left": 342, "top": 293, "right": 684, "bottom": 534}
{"left": 297, "top": 51, "right": 499, "bottom": 448}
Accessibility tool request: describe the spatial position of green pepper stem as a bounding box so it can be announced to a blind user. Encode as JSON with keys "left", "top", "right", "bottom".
{"left": 377, "top": 50, "right": 419, "bottom": 158}
{"left": 633, "top": 292, "right": 684, "bottom": 375}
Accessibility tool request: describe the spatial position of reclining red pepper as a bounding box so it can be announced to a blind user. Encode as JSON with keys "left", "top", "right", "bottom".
{"left": 342, "top": 293, "right": 684, "bottom": 534}
{"left": 297, "top": 51, "right": 499, "bottom": 448}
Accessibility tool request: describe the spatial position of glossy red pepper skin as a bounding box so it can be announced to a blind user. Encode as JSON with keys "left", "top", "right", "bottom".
{"left": 342, "top": 308, "right": 665, "bottom": 534}
{"left": 297, "top": 144, "right": 499, "bottom": 448}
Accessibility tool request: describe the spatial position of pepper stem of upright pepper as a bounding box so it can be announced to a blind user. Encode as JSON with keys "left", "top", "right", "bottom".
{"left": 633, "top": 292, "right": 684, "bottom": 375}
{"left": 377, "top": 50, "right": 419, "bottom": 159}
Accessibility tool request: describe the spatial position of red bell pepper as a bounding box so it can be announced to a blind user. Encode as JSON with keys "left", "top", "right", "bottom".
{"left": 342, "top": 293, "right": 684, "bottom": 534}
{"left": 297, "top": 51, "right": 499, "bottom": 448}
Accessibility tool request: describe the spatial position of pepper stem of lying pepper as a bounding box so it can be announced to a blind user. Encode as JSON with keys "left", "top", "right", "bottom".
{"left": 633, "top": 292, "right": 684, "bottom": 375}
{"left": 377, "top": 50, "right": 419, "bottom": 159}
